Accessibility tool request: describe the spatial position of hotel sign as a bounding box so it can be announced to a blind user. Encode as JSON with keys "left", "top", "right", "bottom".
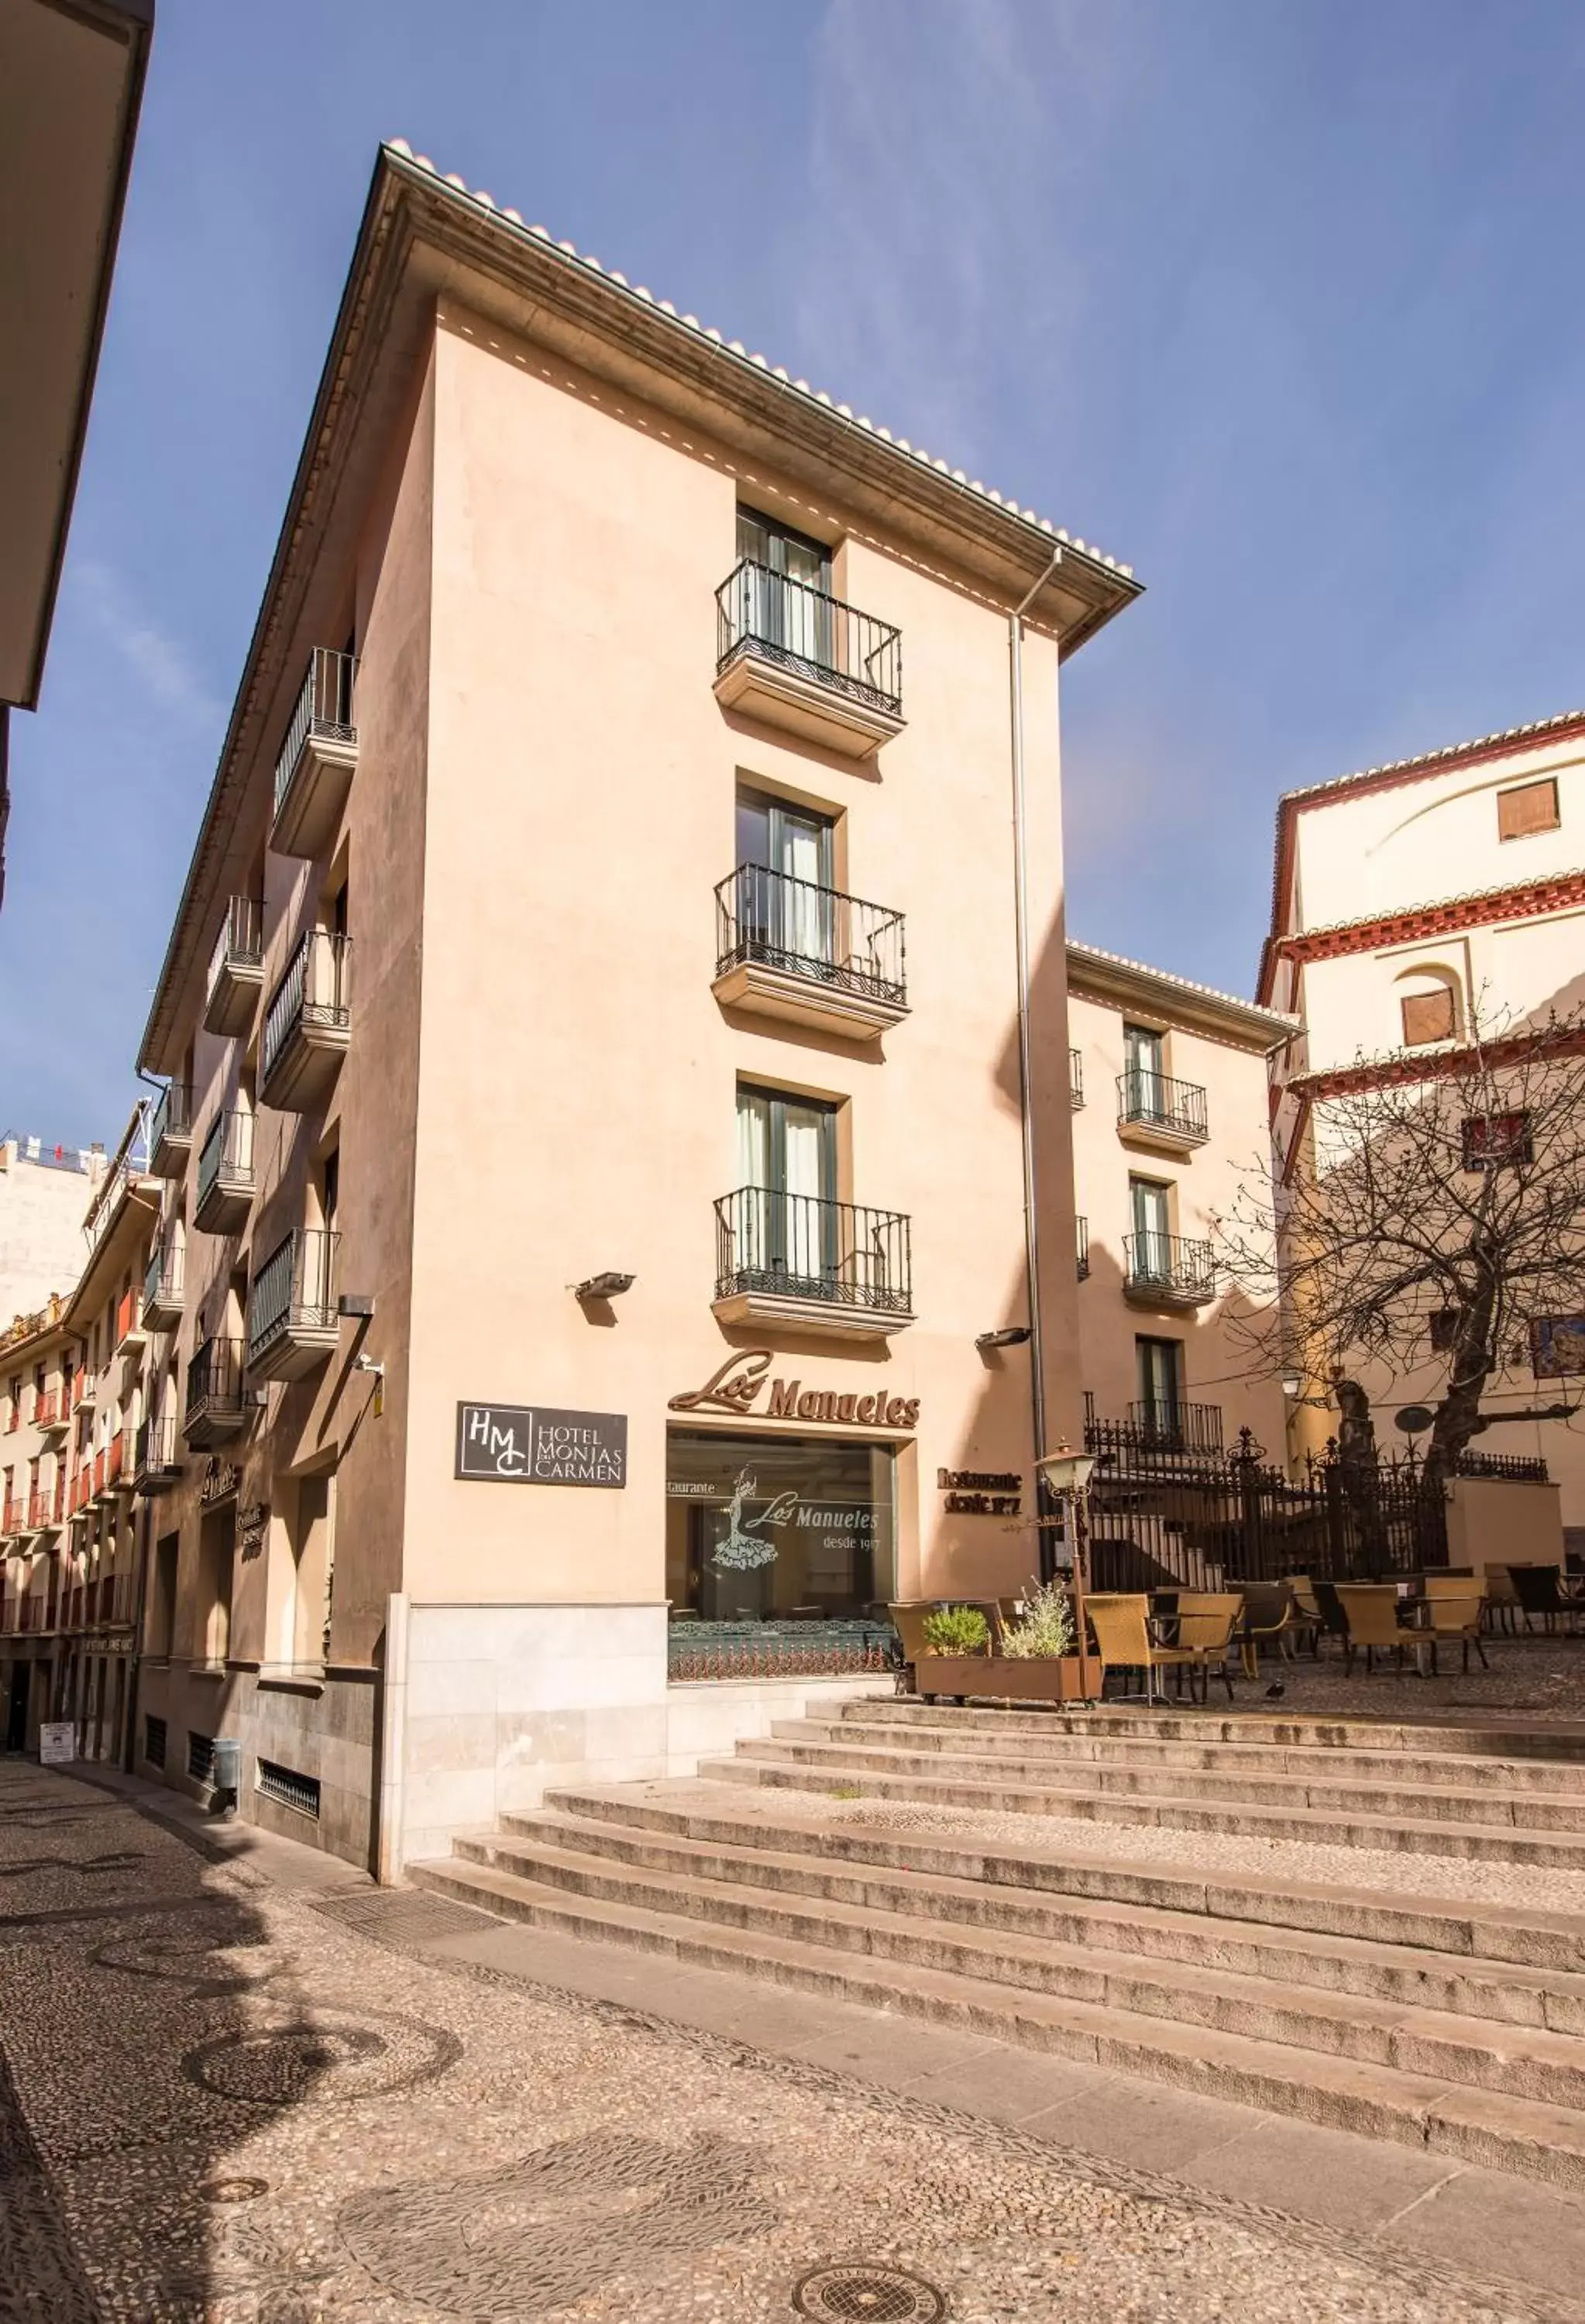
{"left": 456, "top": 1402, "right": 627, "bottom": 1487}
{"left": 669, "top": 1349, "right": 919, "bottom": 1431}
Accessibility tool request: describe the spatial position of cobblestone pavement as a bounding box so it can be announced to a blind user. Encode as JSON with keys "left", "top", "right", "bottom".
{"left": 2, "top": 1760, "right": 1581, "bottom": 2324}
{"left": 1222, "top": 1631, "right": 1585, "bottom": 1721}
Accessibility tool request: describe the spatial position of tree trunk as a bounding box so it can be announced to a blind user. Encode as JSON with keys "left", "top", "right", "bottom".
{"left": 1422, "top": 1244, "right": 1498, "bottom": 1526}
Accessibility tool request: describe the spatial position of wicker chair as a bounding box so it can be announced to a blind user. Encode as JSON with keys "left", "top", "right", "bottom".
{"left": 1239, "top": 1580, "right": 1296, "bottom": 1678}
{"left": 1087, "top": 1593, "right": 1204, "bottom": 1704}
{"left": 1336, "top": 1583, "right": 1410, "bottom": 1676}
{"left": 1173, "top": 1592, "right": 1244, "bottom": 1702}
{"left": 1422, "top": 1585, "right": 1489, "bottom": 1674}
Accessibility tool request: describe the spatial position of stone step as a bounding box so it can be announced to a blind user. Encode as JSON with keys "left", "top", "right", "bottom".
{"left": 491, "top": 1807, "right": 1585, "bottom": 2034}
{"left": 457, "top": 1825, "right": 1585, "bottom": 2108}
{"left": 814, "top": 1714, "right": 1585, "bottom": 1797}
{"left": 757, "top": 1725, "right": 1585, "bottom": 1832}
{"left": 711, "top": 1739, "right": 1585, "bottom": 1866}
{"left": 542, "top": 1783, "right": 1585, "bottom": 1971}
{"left": 848, "top": 1700, "right": 1585, "bottom": 1765}
{"left": 407, "top": 1849, "right": 1585, "bottom": 2188}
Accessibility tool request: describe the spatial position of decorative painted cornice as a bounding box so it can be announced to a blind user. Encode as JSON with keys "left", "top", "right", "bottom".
{"left": 1257, "top": 707, "right": 1585, "bottom": 1002}
{"left": 1290, "top": 1019, "right": 1585, "bottom": 1103}
{"left": 1271, "top": 868, "right": 1585, "bottom": 971}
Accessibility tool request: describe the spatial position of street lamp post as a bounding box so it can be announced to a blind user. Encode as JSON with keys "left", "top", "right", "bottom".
{"left": 1037, "top": 1444, "right": 1097, "bottom": 1688}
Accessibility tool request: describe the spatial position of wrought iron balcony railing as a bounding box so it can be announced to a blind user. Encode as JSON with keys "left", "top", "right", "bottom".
{"left": 205, "top": 894, "right": 266, "bottom": 1033}
{"left": 248, "top": 1229, "right": 339, "bottom": 1367}
{"left": 149, "top": 1080, "right": 193, "bottom": 1162}
{"left": 1076, "top": 1215, "right": 1089, "bottom": 1281}
{"left": 144, "top": 1237, "right": 184, "bottom": 1319}
{"left": 714, "top": 864, "right": 906, "bottom": 1009}
{"left": 1123, "top": 1230, "right": 1216, "bottom": 1303}
{"left": 1125, "top": 1399, "right": 1225, "bottom": 1453}
{"left": 196, "top": 1109, "right": 255, "bottom": 1215}
{"left": 33, "top": 1387, "right": 60, "bottom": 1430}
{"left": 715, "top": 561, "right": 901, "bottom": 717}
{"left": 1116, "top": 1069, "right": 1209, "bottom": 1144}
{"left": 184, "top": 1336, "right": 246, "bottom": 1440}
{"left": 713, "top": 1186, "right": 913, "bottom": 1316}
{"left": 1070, "top": 1047, "right": 1084, "bottom": 1109}
{"left": 133, "top": 1413, "right": 181, "bottom": 1490}
{"left": 273, "top": 648, "right": 357, "bottom": 817}
{"left": 262, "top": 930, "right": 351, "bottom": 1090}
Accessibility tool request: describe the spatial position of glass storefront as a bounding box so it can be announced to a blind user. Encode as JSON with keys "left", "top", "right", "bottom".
{"left": 665, "top": 1428, "right": 896, "bottom": 1622}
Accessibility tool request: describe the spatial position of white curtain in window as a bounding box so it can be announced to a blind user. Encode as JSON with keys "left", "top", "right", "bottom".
{"left": 783, "top": 1104, "right": 826, "bottom": 1279}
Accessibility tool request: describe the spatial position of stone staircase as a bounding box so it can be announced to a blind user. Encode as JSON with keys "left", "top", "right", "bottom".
{"left": 411, "top": 1700, "right": 1585, "bottom": 2185}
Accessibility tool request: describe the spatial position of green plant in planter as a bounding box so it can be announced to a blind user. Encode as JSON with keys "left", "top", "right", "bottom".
{"left": 998, "top": 1576, "right": 1075, "bottom": 1660}
{"left": 920, "top": 1604, "right": 991, "bottom": 1656}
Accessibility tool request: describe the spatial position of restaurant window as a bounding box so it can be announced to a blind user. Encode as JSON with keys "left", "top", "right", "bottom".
{"left": 1497, "top": 779, "right": 1559, "bottom": 842}
{"left": 665, "top": 1428, "right": 896, "bottom": 1623}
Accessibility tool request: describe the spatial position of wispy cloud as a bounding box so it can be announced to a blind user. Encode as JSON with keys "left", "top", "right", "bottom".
{"left": 70, "top": 559, "right": 223, "bottom": 732}
{"left": 792, "top": 0, "right": 1137, "bottom": 480}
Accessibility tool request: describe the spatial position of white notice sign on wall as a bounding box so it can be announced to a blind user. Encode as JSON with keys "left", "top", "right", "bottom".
{"left": 38, "top": 1721, "right": 75, "bottom": 1765}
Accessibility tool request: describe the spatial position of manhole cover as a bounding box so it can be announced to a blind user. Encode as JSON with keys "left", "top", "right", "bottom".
{"left": 793, "top": 2261, "right": 947, "bottom": 2322}
{"left": 198, "top": 2177, "right": 269, "bottom": 2204}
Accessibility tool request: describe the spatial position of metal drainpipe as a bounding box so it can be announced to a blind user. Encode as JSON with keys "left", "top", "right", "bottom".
{"left": 1008, "top": 546, "right": 1063, "bottom": 1552}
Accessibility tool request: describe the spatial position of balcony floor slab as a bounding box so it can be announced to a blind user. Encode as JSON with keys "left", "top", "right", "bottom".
{"left": 710, "top": 1287, "right": 913, "bottom": 1342}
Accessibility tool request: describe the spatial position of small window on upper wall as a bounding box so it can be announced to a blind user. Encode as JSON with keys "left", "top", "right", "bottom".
{"left": 1497, "top": 778, "right": 1559, "bottom": 841}
{"left": 1401, "top": 985, "right": 1456, "bottom": 1047}
{"left": 1462, "top": 1110, "right": 1533, "bottom": 1170}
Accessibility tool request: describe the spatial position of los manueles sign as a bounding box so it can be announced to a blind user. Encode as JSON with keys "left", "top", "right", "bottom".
{"left": 669, "top": 1349, "right": 920, "bottom": 1431}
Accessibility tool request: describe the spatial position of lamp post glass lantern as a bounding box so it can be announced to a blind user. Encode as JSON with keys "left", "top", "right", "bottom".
{"left": 1036, "top": 1445, "right": 1096, "bottom": 1660}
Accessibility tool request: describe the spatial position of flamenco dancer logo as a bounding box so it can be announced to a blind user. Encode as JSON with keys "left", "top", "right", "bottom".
{"left": 710, "top": 1469, "right": 797, "bottom": 1571}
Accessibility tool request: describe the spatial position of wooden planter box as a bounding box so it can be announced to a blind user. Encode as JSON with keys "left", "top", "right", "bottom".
{"left": 915, "top": 1652, "right": 1103, "bottom": 1705}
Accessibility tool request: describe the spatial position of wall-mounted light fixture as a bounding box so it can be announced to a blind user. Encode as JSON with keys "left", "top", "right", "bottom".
{"left": 573, "top": 1272, "right": 635, "bottom": 1301}
{"left": 975, "top": 1325, "right": 1031, "bottom": 1351}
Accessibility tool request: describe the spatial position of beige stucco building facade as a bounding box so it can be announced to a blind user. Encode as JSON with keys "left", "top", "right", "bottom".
{"left": 1263, "top": 708, "right": 1585, "bottom": 1535}
{"left": 1067, "top": 943, "right": 1292, "bottom": 1463}
{"left": 119, "top": 143, "right": 1140, "bottom": 1869}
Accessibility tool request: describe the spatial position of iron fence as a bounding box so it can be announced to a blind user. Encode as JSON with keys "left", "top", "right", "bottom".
{"left": 1078, "top": 1425, "right": 1450, "bottom": 1591}
{"left": 207, "top": 894, "right": 265, "bottom": 999}
{"left": 1117, "top": 1069, "right": 1209, "bottom": 1143}
{"left": 714, "top": 1187, "right": 913, "bottom": 1315}
{"left": 1123, "top": 1229, "right": 1215, "bottom": 1301}
{"left": 715, "top": 863, "right": 906, "bottom": 1008}
{"left": 1454, "top": 1449, "right": 1550, "bottom": 1482}
{"left": 668, "top": 1618, "right": 899, "bottom": 1683}
{"left": 249, "top": 1228, "right": 339, "bottom": 1364}
{"left": 715, "top": 561, "right": 902, "bottom": 715}
{"left": 197, "top": 1109, "right": 254, "bottom": 1213}
{"left": 262, "top": 930, "right": 351, "bottom": 1087}
{"left": 273, "top": 648, "right": 356, "bottom": 816}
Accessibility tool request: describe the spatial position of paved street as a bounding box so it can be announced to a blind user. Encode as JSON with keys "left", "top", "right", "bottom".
{"left": 2, "top": 1757, "right": 1582, "bottom": 2324}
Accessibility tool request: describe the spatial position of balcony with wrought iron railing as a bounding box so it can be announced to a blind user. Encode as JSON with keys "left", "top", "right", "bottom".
{"left": 1, "top": 1493, "right": 21, "bottom": 1538}
{"left": 712, "top": 1187, "right": 913, "bottom": 1340}
{"left": 194, "top": 1110, "right": 255, "bottom": 1235}
{"left": 25, "top": 1485, "right": 52, "bottom": 1533}
{"left": 260, "top": 930, "right": 351, "bottom": 1111}
{"left": 33, "top": 1386, "right": 63, "bottom": 1433}
{"left": 272, "top": 648, "right": 358, "bottom": 858}
{"left": 143, "top": 1237, "right": 185, "bottom": 1330}
{"left": 712, "top": 864, "right": 907, "bottom": 1040}
{"left": 713, "top": 562, "right": 903, "bottom": 758}
{"left": 184, "top": 1337, "right": 247, "bottom": 1447}
{"left": 205, "top": 895, "right": 266, "bottom": 1037}
{"left": 1084, "top": 1401, "right": 1226, "bottom": 1461}
{"left": 1070, "top": 1048, "right": 1085, "bottom": 1109}
{"left": 114, "top": 1282, "right": 146, "bottom": 1357}
{"left": 133, "top": 1413, "right": 182, "bottom": 1494}
{"left": 1116, "top": 1068, "right": 1209, "bottom": 1152}
{"left": 149, "top": 1081, "right": 194, "bottom": 1177}
{"left": 1123, "top": 1229, "right": 1216, "bottom": 1308}
{"left": 247, "top": 1229, "right": 341, "bottom": 1381}
{"left": 1077, "top": 1215, "right": 1090, "bottom": 1281}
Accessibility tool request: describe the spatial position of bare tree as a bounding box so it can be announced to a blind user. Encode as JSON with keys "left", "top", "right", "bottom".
{"left": 1219, "top": 1006, "right": 1585, "bottom": 1500}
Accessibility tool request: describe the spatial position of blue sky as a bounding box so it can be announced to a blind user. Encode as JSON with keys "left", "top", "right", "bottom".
{"left": 7, "top": 0, "right": 1585, "bottom": 1146}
